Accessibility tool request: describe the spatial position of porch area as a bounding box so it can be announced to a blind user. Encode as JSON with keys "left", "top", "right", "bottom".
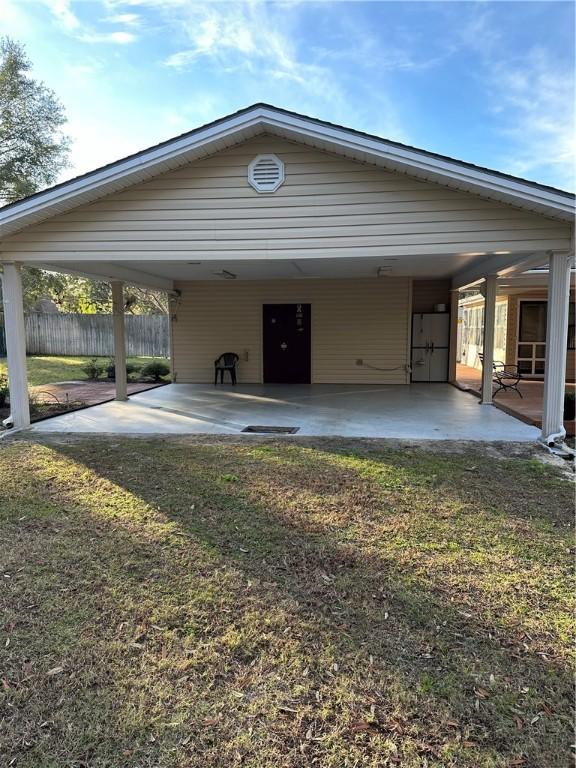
{"left": 29, "top": 382, "right": 539, "bottom": 441}
{"left": 456, "top": 363, "right": 576, "bottom": 436}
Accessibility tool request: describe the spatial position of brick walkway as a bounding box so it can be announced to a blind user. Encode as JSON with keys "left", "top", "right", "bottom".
{"left": 456, "top": 363, "right": 575, "bottom": 435}
{"left": 29, "top": 380, "right": 165, "bottom": 407}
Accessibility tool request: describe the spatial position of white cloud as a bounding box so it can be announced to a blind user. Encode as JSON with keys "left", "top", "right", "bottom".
{"left": 39, "top": 0, "right": 138, "bottom": 44}
{"left": 104, "top": 13, "right": 140, "bottom": 26}
{"left": 39, "top": 0, "right": 81, "bottom": 31}
{"left": 161, "top": 2, "right": 357, "bottom": 123}
{"left": 490, "top": 49, "right": 575, "bottom": 190}
{"left": 453, "top": 7, "right": 575, "bottom": 190}
{"left": 81, "top": 30, "right": 137, "bottom": 44}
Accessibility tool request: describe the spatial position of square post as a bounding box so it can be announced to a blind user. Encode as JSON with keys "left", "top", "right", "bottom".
{"left": 448, "top": 288, "right": 459, "bottom": 383}
{"left": 1, "top": 263, "right": 30, "bottom": 428}
{"left": 541, "top": 252, "right": 572, "bottom": 445}
{"left": 480, "top": 274, "right": 497, "bottom": 404}
{"left": 111, "top": 281, "right": 128, "bottom": 401}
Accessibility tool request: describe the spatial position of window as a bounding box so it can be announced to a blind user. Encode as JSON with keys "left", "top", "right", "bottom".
{"left": 519, "top": 301, "right": 547, "bottom": 343}
{"left": 494, "top": 302, "right": 507, "bottom": 353}
{"left": 517, "top": 301, "right": 547, "bottom": 376}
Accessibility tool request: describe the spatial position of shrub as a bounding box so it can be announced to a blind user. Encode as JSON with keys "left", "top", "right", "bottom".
{"left": 81, "top": 358, "right": 105, "bottom": 380}
{"left": 0, "top": 374, "right": 8, "bottom": 408}
{"left": 140, "top": 360, "right": 170, "bottom": 382}
{"left": 564, "top": 390, "right": 575, "bottom": 421}
{"left": 106, "top": 361, "right": 142, "bottom": 381}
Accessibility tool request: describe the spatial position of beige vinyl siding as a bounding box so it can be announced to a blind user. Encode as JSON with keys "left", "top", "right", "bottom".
{"left": 171, "top": 278, "right": 410, "bottom": 384}
{"left": 412, "top": 279, "right": 451, "bottom": 313}
{"left": 2, "top": 136, "right": 571, "bottom": 259}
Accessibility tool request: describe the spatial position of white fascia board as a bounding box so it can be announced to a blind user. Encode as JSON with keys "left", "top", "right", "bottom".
{"left": 257, "top": 109, "right": 575, "bottom": 218}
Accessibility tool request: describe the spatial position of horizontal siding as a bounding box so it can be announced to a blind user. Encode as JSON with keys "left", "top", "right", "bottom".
{"left": 412, "top": 279, "right": 451, "bottom": 313}
{"left": 11, "top": 220, "right": 560, "bottom": 244}
{"left": 1, "top": 135, "right": 571, "bottom": 261}
{"left": 172, "top": 278, "right": 410, "bottom": 384}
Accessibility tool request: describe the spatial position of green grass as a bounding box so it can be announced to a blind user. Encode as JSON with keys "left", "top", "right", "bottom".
{"left": 0, "top": 355, "right": 168, "bottom": 387}
{"left": 0, "top": 437, "right": 573, "bottom": 767}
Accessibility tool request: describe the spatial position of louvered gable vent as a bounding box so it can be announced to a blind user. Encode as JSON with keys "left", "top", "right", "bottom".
{"left": 248, "top": 154, "right": 284, "bottom": 193}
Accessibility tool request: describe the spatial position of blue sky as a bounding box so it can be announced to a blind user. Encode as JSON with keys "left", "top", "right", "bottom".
{"left": 2, "top": 0, "right": 574, "bottom": 190}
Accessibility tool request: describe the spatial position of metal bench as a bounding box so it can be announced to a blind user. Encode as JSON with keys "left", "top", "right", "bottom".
{"left": 478, "top": 353, "right": 523, "bottom": 398}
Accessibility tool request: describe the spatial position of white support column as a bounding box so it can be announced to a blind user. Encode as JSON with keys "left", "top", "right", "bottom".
{"left": 167, "top": 292, "right": 177, "bottom": 384}
{"left": 111, "top": 281, "right": 128, "bottom": 401}
{"left": 480, "top": 274, "right": 497, "bottom": 404}
{"left": 1, "top": 263, "right": 30, "bottom": 428}
{"left": 541, "top": 252, "right": 572, "bottom": 445}
{"left": 448, "top": 289, "right": 459, "bottom": 383}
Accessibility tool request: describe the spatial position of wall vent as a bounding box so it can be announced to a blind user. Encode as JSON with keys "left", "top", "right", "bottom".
{"left": 248, "top": 154, "right": 284, "bottom": 193}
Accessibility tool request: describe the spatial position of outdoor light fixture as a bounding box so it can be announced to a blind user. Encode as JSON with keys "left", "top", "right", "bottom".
{"left": 213, "top": 270, "right": 237, "bottom": 279}
{"left": 377, "top": 266, "right": 392, "bottom": 277}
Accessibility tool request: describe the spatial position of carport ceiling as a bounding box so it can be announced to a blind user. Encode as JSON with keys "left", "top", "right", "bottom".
{"left": 41, "top": 252, "right": 505, "bottom": 283}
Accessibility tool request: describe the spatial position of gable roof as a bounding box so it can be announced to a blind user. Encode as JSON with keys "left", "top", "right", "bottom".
{"left": 1, "top": 103, "right": 574, "bottom": 239}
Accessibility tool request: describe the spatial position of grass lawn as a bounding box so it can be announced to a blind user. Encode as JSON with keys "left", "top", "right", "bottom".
{"left": 0, "top": 437, "right": 572, "bottom": 767}
{"left": 0, "top": 355, "right": 169, "bottom": 387}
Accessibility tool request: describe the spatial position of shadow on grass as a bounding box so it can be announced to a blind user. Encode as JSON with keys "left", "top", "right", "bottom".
{"left": 0, "top": 437, "right": 573, "bottom": 768}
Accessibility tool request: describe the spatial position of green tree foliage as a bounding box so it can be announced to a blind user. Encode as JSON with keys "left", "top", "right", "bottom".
{"left": 1, "top": 267, "right": 168, "bottom": 315}
{"left": 20, "top": 269, "right": 111, "bottom": 313}
{"left": 0, "top": 37, "right": 70, "bottom": 204}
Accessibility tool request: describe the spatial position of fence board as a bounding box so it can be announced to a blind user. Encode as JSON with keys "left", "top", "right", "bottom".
{"left": 24, "top": 313, "right": 169, "bottom": 358}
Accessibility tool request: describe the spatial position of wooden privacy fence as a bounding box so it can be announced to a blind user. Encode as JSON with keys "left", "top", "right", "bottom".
{"left": 24, "top": 313, "right": 170, "bottom": 358}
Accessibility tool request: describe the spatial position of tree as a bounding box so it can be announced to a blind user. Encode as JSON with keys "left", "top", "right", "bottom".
{"left": 0, "top": 37, "right": 70, "bottom": 204}
{"left": 0, "top": 267, "right": 168, "bottom": 315}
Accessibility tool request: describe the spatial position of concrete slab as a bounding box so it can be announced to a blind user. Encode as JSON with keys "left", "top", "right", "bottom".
{"left": 29, "top": 383, "right": 540, "bottom": 441}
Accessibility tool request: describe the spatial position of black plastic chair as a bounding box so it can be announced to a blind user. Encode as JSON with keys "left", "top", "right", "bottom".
{"left": 478, "top": 353, "right": 523, "bottom": 398}
{"left": 214, "top": 352, "right": 239, "bottom": 385}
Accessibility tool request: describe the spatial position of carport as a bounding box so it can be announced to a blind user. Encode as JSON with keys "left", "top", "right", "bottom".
{"left": 1, "top": 104, "right": 573, "bottom": 443}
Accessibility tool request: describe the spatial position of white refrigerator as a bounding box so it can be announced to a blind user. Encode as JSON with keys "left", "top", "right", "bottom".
{"left": 411, "top": 313, "right": 450, "bottom": 382}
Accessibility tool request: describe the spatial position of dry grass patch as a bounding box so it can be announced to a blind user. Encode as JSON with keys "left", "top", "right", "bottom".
{"left": 0, "top": 436, "right": 573, "bottom": 767}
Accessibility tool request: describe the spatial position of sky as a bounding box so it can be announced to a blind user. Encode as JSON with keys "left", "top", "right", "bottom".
{"left": 2, "top": 0, "right": 575, "bottom": 191}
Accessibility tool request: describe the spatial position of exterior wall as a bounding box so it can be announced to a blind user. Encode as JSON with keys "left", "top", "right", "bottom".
{"left": 171, "top": 277, "right": 411, "bottom": 384}
{"left": 1, "top": 135, "right": 572, "bottom": 260}
{"left": 412, "top": 279, "right": 451, "bottom": 313}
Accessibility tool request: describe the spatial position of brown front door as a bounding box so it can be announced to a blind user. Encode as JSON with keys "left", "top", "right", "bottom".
{"left": 263, "top": 304, "right": 311, "bottom": 384}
